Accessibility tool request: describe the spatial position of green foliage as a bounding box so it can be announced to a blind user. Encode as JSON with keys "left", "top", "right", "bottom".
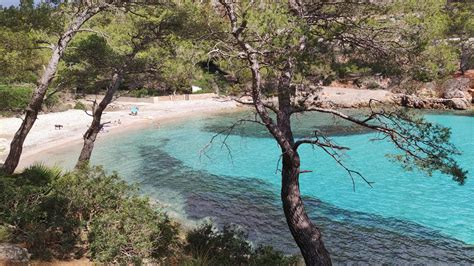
{"left": 250, "top": 246, "right": 299, "bottom": 266}
{"left": 384, "top": 110, "right": 468, "bottom": 184}
{"left": 446, "top": 1, "right": 474, "bottom": 38}
{"left": 0, "top": 2, "right": 62, "bottom": 84}
{"left": 185, "top": 224, "right": 298, "bottom": 266}
{"left": 186, "top": 224, "right": 252, "bottom": 265}
{"left": 0, "top": 85, "right": 33, "bottom": 111}
{"left": 60, "top": 34, "right": 118, "bottom": 94}
{"left": 0, "top": 225, "right": 12, "bottom": 243}
{"left": 73, "top": 101, "right": 86, "bottom": 110}
{"left": 411, "top": 44, "right": 459, "bottom": 81}
{"left": 0, "top": 164, "right": 68, "bottom": 258}
{"left": 88, "top": 198, "right": 178, "bottom": 263}
{"left": 44, "top": 91, "right": 61, "bottom": 110}
{"left": 0, "top": 165, "right": 179, "bottom": 263}
{"left": 128, "top": 88, "right": 158, "bottom": 98}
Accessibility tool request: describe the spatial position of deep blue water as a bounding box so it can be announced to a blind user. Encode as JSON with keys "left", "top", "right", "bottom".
{"left": 46, "top": 110, "right": 474, "bottom": 263}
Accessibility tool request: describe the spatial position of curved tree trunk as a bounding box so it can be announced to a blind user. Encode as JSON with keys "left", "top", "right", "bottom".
{"left": 76, "top": 71, "right": 123, "bottom": 168}
{"left": 281, "top": 154, "right": 332, "bottom": 266}
{"left": 219, "top": 1, "right": 332, "bottom": 263}
{"left": 1, "top": 6, "right": 104, "bottom": 174}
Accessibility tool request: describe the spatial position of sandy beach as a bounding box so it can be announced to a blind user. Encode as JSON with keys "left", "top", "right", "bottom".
{"left": 0, "top": 96, "right": 240, "bottom": 170}
{"left": 0, "top": 87, "right": 397, "bottom": 170}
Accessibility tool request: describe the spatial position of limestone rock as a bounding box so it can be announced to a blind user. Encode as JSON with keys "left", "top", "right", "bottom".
{"left": 468, "top": 89, "right": 474, "bottom": 102}
{"left": 442, "top": 78, "right": 472, "bottom": 101}
{"left": 418, "top": 82, "right": 438, "bottom": 98}
{"left": 400, "top": 95, "right": 426, "bottom": 109}
{"left": 0, "top": 244, "right": 30, "bottom": 264}
{"left": 444, "top": 98, "right": 471, "bottom": 110}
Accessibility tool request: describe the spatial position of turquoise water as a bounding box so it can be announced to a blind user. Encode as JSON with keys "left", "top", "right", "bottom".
{"left": 47, "top": 110, "right": 474, "bottom": 263}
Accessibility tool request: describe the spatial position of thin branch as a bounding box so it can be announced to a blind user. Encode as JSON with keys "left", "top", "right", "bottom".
{"left": 293, "top": 139, "right": 350, "bottom": 151}
{"left": 200, "top": 118, "right": 265, "bottom": 162}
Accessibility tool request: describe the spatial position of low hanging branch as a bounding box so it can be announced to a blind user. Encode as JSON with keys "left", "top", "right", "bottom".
{"left": 293, "top": 104, "right": 468, "bottom": 185}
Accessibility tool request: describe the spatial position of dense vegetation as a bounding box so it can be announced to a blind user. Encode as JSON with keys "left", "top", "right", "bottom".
{"left": 0, "top": 85, "right": 33, "bottom": 112}
{"left": 0, "top": 0, "right": 471, "bottom": 98}
{"left": 0, "top": 164, "right": 299, "bottom": 264}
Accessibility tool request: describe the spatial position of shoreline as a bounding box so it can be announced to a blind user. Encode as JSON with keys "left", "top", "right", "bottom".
{"left": 18, "top": 107, "right": 245, "bottom": 170}
{"left": 1, "top": 87, "right": 472, "bottom": 171}
{"left": 0, "top": 97, "right": 243, "bottom": 171}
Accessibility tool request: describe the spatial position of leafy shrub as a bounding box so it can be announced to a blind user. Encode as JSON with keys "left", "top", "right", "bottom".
{"left": 251, "top": 246, "right": 299, "bottom": 266}
{"left": 185, "top": 224, "right": 298, "bottom": 266}
{"left": 43, "top": 92, "right": 60, "bottom": 110}
{"left": 88, "top": 198, "right": 178, "bottom": 263}
{"left": 128, "top": 88, "right": 157, "bottom": 98}
{"left": 0, "top": 165, "right": 179, "bottom": 263}
{"left": 0, "top": 85, "right": 33, "bottom": 111}
{"left": 186, "top": 224, "right": 252, "bottom": 265}
{"left": 55, "top": 166, "right": 180, "bottom": 263}
{"left": 73, "top": 101, "right": 86, "bottom": 110}
{"left": 0, "top": 164, "right": 69, "bottom": 259}
{"left": 0, "top": 225, "right": 12, "bottom": 243}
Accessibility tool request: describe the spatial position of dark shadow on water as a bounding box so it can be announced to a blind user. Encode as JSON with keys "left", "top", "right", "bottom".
{"left": 202, "top": 110, "right": 374, "bottom": 139}
{"left": 132, "top": 143, "right": 474, "bottom": 264}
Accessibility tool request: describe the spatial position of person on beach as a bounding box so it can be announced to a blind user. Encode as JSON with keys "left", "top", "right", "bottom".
{"left": 130, "top": 106, "right": 139, "bottom": 116}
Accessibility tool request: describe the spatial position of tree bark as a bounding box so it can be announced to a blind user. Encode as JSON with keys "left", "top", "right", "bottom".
{"left": 1, "top": 6, "right": 104, "bottom": 174}
{"left": 277, "top": 60, "right": 332, "bottom": 266}
{"left": 281, "top": 154, "right": 332, "bottom": 266}
{"left": 219, "top": 1, "right": 332, "bottom": 263}
{"left": 76, "top": 70, "right": 123, "bottom": 168}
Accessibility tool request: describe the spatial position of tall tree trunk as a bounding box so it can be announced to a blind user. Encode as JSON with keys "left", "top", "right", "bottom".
{"left": 281, "top": 154, "right": 332, "bottom": 266}
{"left": 220, "top": 1, "right": 332, "bottom": 263}
{"left": 1, "top": 6, "right": 103, "bottom": 174}
{"left": 76, "top": 71, "right": 123, "bottom": 168}
{"left": 277, "top": 61, "right": 332, "bottom": 265}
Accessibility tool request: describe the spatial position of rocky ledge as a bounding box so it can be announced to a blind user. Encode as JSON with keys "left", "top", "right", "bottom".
{"left": 397, "top": 77, "right": 473, "bottom": 110}
{"left": 0, "top": 244, "right": 30, "bottom": 264}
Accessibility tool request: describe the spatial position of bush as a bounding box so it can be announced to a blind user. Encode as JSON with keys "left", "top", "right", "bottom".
{"left": 250, "top": 246, "right": 299, "bottom": 266}
{"left": 55, "top": 166, "right": 180, "bottom": 263}
{"left": 88, "top": 198, "right": 178, "bottom": 263}
{"left": 43, "top": 92, "right": 60, "bottom": 110}
{"left": 0, "top": 165, "right": 179, "bottom": 263}
{"left": 186, "top": 224, "right": 252, "bottom": 265}
{"left": 128, "top": 88, "right": 156, "bottom": 98}
{"left": 73, "top": 101, "right": 86, "bottom": 110}
{"left": 0, "top": 164, "right": 69, "bottom": 259}
{"left": 0, "top": 225, "right": 12, "bottom": 243}
{"left": 0, "top": 85, "right": 33, "bottom": 111}
{"left": 0, "top": 165, "right": 296, "bottom": 264}
{"left": 185, "top": 224, "right": 299, "bottom": 266}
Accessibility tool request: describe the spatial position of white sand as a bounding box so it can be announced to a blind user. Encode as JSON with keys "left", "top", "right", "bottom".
{"left": 0, "top": 97, "right": 239, "bottom": 168}
{"left": 318, "top": 86, "right": 395, "bottom": 107}
{"left": 0, "top": 87, "right": 394, "bottom": 170}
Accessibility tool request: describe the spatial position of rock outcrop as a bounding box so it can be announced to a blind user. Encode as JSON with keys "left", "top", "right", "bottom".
{"left": 398, "top": 77, "right": 473, "bottom": 110}
{"left": 0, "top": 244, "right": 30, "bottom": 264}
{"left": 398, "top": 95, "right": 470, "bottom": 110}
{"left": 441, "top": 78, "right": 472, "bottom": 103}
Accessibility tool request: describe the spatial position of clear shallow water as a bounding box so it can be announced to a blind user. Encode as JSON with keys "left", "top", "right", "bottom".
{"left": 47, "top": 110, "right": 474, "bottom": 263}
